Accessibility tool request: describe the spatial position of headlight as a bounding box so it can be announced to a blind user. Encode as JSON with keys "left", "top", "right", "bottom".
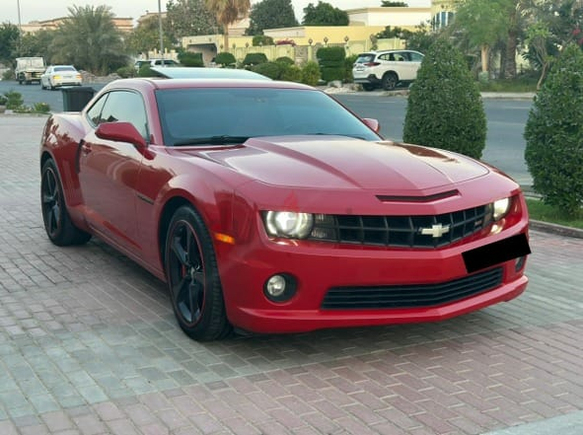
{"left": 264, "top": 211, "right": 314, "bottom": 239}
{"left": 492, "top": 197, "right": 511, "bottom": 221}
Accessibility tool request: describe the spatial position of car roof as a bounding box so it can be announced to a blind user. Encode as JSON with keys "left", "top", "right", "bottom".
{"left": 104, "top": 76, "right": 314, "bottom": 92}
{"left": 150, "top": 66, "right": 271, "bottom": 80}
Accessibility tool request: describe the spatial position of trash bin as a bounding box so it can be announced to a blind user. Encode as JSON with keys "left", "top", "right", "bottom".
{"left": 61, "top": 86, "right": 95, "bottom": 111}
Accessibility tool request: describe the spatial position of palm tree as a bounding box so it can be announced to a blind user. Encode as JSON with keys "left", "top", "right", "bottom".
{"left": 205, "top": 0, "right": 251, "bottom": 52}
{"left": 50, "top": 5, "right": 126, "bottom": 75}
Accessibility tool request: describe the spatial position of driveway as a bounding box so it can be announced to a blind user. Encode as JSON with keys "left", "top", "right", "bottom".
{"left": 1, "top": 115, "right": 582, "bottom": 435}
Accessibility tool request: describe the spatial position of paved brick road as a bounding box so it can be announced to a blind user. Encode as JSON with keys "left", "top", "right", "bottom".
{"left": 1, "top": 115, "right": 582, "bottom": 435}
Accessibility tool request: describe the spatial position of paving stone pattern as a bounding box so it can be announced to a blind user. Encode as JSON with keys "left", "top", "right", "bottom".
{"left": 1, "top": 115, "right": 582, "bottom": 434}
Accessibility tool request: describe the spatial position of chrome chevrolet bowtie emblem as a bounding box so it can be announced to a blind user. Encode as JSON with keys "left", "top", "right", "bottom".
{"left": 420, "top": 223, "right": 450, "bottom": 238}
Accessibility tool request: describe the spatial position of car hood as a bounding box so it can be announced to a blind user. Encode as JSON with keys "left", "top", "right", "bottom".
{"left": 192, "top": 136, "right": 490, "bottom": 191}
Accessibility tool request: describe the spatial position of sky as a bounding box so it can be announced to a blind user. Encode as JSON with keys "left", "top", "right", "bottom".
{"left": 1, "top": 0, "right": 431, "bottom": 25}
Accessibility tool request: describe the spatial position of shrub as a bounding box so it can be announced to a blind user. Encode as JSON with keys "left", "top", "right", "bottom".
{"left": 280, "top": 65, "right": 302, "bottom": 82}
{"left": 178, "top": 51, "right": 204, "bottom": 67}
{"left": 344, "top": 54, "right": 358, "bottom": 82}
{"left": 524, "top": 43, "right": 583, "bottom": 216}
{"left": 4, "top": 90, "right": 24, "bottom": 110}
{"left": 2, "top": 69, "right": 13, "bottom": 81}
{"left": 276, "top": 56, "right": 294, "bottom": 66}
{"left": 252, "top": 62, "right": 283, "bottom": 80}
{"left": 403, "top": 38, "right": 486, "bottom": 160}
{"left": 138, "top": 64, "right": 155, "bottom": 77}
{"left": 33, "top": 102, "right": 51, "bottom": 113}
{"left": 214, "top": 52, "right": 236, "bottom": 67}
{"left": 252, "top": 35, "right": 274, "bottom": 46}
{"left": 316, "top": 46, "right": 346, "bottom": 82}
{"left": 116, "top": 66, "right": 136, "bottom": 78}
{"left": 301, "top": 61, "right": 321, "bottom": 86}
{"left": 0, "top": 94, "right": 7, "bottom": 106}
{"left": 243, "top": 52, "right": 268, "bottom": 67}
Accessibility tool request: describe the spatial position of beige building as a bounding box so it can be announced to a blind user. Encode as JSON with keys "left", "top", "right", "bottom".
{"left": 19, "top": 16, "right": 134, "bottom": 34}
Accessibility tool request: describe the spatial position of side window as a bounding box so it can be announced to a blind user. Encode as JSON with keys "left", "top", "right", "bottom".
{"left": 409, "top": 52, "right": 424, "bottom": 62}
{"left": 86, "top": 94, "right": 109, "bottom": 126}
{"left": 99, "top": 91, "right": 148, "bottom": 139}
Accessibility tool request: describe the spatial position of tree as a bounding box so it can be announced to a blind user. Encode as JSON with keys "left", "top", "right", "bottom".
{"left": 302, "top": 2, "right": 349, "bottom": 26}
{"left": 0, "top": 23, "right": 19, "bottom": 63}
{"left": 403, "top": 39, "right": 486, "bottom": 160}
{"left": 381, "top": 1, "right": 408, "bottom": 6}
{"left": 524, "top": 43, "right": 583, "bottom": 216}
{"left": 126, "top": 15, "right": 174, "bottom": 57}
{"left": 50, "top": 5, "right": 126, "bottom": 75}
{"left": 523, "top": 0, "right": 583, "bottom": 86}
{"left": 166, "top": 0, "right": 219, "bottom": 39}
{"left": 246, "top": 0, "right": 298, "bottom": 35}
{"left": 19, "top": 29, "right": 55, "bottom": 62}
{"left": 205, "top": 0, "right": 251, "bottom": 52}
{"left": 451, "top": 0, "right": 510, "bottom": 74}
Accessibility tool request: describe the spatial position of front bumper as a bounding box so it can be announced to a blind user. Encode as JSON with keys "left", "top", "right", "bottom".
{"left": 216, "top": 224, "right": 529, "bottom": 334}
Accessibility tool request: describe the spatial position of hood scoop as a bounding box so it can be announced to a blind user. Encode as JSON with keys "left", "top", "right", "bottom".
{"left": 376, "top": 189, "right": 460, "bottom": 203}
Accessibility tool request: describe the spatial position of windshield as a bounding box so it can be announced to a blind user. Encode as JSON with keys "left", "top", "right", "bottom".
{"left": 155, "top": 87, "right": 382, "bottom": 146}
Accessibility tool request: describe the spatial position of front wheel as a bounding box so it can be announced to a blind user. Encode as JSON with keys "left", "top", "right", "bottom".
{"left": 165, "top": 205, "right": 231, "bottom": 341}
{"left": 362, "top": 83, "right": 375, "bottom": 92}
{"left": 41, "top": 159, "right": 92, "bottom": 246}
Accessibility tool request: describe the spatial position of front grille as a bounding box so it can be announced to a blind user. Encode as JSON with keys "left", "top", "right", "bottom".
{"left": 321, "top": 267, "right": 503, "bottom": 310}
{"left": 308, "top": 205, "right": 491, "bottom": 248}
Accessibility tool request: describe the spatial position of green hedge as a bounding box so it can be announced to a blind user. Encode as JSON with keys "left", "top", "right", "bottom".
{"left": 178, "top": 51, "right": 204, "bottom": 67}
{"left": 243, "top": 52, "right": 268, "bottom": 66}
{"left": 403, "top": 39, "right": 486, "bottom": 160}
{"left": 214, "top": 52, "right": 236, "bottom": 67}
{"left": 524, "top": 43, "right": 583, "bottom": 216}
{"left": 316, "top": 46, "right": 346, "bottom": 83}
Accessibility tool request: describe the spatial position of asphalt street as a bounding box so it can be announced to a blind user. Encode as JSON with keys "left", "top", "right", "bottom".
{"left": 0, "top": 114, "right": 582, "bottom": 435}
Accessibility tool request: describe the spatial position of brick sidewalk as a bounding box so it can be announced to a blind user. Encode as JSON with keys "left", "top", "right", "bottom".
{"left": 1, "top": 116, "right": 582, "bottom": 435}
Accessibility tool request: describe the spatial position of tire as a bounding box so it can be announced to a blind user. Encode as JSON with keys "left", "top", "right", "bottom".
{"left": 164, "top": 205, "right": 231, "bottom": 341}
{"left": 382, "top": 72, "right": 398, "bottom": 91}
{"left": 362, "top": 83, "right": 375, "bottom": 92}
{"left": 41, "top": 159, "right": 92, "bottom": 246}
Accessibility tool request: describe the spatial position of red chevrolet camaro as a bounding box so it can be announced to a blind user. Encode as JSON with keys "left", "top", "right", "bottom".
{"left": 40, "top": 73, "right": 530, "bottom": 340}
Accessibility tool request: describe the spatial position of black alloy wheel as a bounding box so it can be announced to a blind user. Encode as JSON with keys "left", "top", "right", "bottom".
{"left": 165, "top": 206, "right": 231, "bottom": 341}
{"left": 41, "top": 159, "right": 91, "bottom": 246}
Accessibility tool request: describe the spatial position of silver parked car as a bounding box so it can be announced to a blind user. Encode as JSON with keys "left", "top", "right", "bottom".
{"left": 352, "top": 50, "right": 424, "bottom": 91}
{"left": 40, "top": 65, "right": 82, "bottom": 90}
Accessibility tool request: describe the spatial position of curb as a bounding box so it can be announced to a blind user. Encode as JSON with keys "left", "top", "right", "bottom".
{"left": 530, "top": 219, "right": 583, "bottom": 239}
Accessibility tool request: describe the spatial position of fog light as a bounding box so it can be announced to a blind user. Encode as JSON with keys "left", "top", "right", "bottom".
{"left": 515, "top": 256, "right": 526, "bottom": 272}
{"left": 264, "top": 274, "right": 297, "bottom": 302}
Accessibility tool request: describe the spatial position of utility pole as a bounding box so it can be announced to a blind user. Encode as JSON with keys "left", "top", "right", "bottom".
{"left": 16, "top": 0, "right": 22, "bottom": 55}
{"left": 158, "top": 0, "right": 164, "bottom": 58}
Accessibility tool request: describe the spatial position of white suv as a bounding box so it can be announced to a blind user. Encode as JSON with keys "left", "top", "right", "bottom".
{"left": 134, "top": 58, "right": 179, "bottom": 71}
{"left": 352, "top": 50, "right": 424, "bottom": 91}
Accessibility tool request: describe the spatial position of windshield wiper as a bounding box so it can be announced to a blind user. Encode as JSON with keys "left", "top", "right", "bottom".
{"left": 173, "top": 135, "right": 250, "bottom": 146}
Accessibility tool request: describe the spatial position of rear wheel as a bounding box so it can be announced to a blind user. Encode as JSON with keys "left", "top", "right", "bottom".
{"left": 165, "top": 205, "right": 231, "bottom": 341}
{"left": 382, "top": 72, "right": 398, "bottom": 91}
{"left": 41, "top": 159, "right": 92, "bottom": 246}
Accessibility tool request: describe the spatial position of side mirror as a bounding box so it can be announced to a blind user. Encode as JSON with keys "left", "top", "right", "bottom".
{"left": 95, "top": 121, "right": 147, "bottom": 151}
{"left": 362, "top": 117, "right": 380, "bottom": 133}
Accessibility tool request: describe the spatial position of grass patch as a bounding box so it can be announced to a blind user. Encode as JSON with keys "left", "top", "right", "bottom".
{"left": 478, "top": 76, "right": 538, "bottom": 92}
{"left": 526, "top": 198, "right": 583, "bottom": 229}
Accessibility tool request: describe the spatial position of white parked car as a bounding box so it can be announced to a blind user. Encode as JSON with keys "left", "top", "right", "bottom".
{"left": 352, "top": 50, "right": 424, "bottom": 91}
{"left": 40, "top": 65, "right": 82, "bottom": 90}
{"left": 134, "top": 59, "right": 180, "bottom": 71}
